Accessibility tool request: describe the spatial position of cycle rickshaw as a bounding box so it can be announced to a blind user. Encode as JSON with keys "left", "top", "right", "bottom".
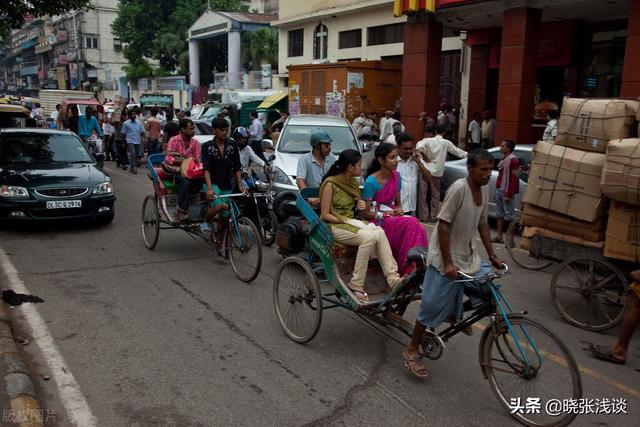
{"left": 141, "top": 153, "right": 262, "bottom": 282}
{"left": 272, "top": 189, "right": 582, "bottom": 427}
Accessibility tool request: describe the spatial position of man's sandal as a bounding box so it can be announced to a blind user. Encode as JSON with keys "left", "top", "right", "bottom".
{"left": 588, "top": 344, "right": 625, "bottom": 365}
{"left": 403, "top": 350, "right": 428, "bottom": 379}
{"left": 347, "top": 285, "right": 369, "bottom": 303}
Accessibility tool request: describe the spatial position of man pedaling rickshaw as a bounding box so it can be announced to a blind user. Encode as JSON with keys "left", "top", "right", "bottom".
{"left": 200, "top": 118, "right": 245, "bottom": 255}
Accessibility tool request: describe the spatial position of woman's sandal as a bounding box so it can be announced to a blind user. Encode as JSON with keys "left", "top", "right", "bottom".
{"left": 403, "top": 350, "right": 428, "bottom": 379}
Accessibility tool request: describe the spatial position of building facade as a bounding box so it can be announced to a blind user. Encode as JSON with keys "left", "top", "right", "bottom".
{"left": 0, "top": 0, "right": 126, "bottom": 98}
{"left": 395, "top": 0, "right": 639, "bottom": 145}
{"left": 272, "top": 0, "right": 462, "bottom": 106}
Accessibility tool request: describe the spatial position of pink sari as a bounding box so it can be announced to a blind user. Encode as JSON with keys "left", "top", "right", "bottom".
{"left": 373, "top": 171, "right": 428, "bottom": 275}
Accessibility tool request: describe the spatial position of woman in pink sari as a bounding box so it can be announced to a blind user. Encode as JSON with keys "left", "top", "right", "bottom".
{"left": 362, "top": 143, "right": 428, "bottom": 275}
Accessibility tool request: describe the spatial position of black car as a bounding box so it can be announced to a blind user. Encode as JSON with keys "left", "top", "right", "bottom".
{"left": 0, "top": 128, "right": 115, "bottom": 224}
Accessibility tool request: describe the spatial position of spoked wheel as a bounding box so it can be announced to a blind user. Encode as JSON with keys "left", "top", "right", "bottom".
{"left": 273, "top": 256, "right": 322, "bottom": 343}
{"left": 505, "top": 218, "right": 553, "bottom": 271}
{"left": 260, "top": 210, "right": 278, "bottom": 246}
{"left": 481, "top": 316, "right": 582, "bottom": 427}
{"left": 550, "top": 257, "right": 626, "bottom": 331}
{"left": 141, "top": 195, "right": 160, "bottom": 250}
{"left": 227, "top": 216, "right": 262, "bottom": 282}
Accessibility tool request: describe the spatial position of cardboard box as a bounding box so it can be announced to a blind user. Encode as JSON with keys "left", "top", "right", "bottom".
{"left": 604, "top": 201, "right": 640, "bottom": 262}
{"left": 556, "top": 98, "right": 639, "bottom": 153}
{"left": 523, "top": 227, "right": 604, "bottom": 250}
{"left": 521, "top": 204, "right": 605, "bottom": 242}
{"left": 523, "top": 141, "right": 607, "bottom": 222}
{"left": 601, "top": 138, "right": 640, "bottom": 205}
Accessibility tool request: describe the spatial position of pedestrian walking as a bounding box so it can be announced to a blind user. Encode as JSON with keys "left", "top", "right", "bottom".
{"left": 589, "top": 269, "right": 640, "bottom": 365}
{"left": 162, "top": 110, "right": 179, "bottom": 153}
{"left": 145, "top": 108, "right": 162, "bottom": 155}
{"left": 102, "top": 119, "right": 115, "bottom": 161}
{"left": 492, "top": 139, "right": 519, "bottom": 244}
{"left": 416, "top": 124, "right": 467, "bottom": 222}
{"left": 113, "top": 107, "right": 129, "bottom": 170}
{"left": 445, "top": 106, "right": 457, "bottom": 143}
{"left": 379, "top": 110, "right": 393, "bottom": 141}
{"left": 120, "top": 109, "right": 146, "bottom": 174}
{"left": 417, "top": 125, "right": 436, "bottom": 222}
{"left": 394, "top": 133, "right": 431, "bottom": 217}
{"left": 481, "top": 110, "right": 496, "bottom": 149}
{"left": 467, "top": 112, "right": 481, "bottom": 151}
{"left": 248, "top": 111, "right": 267, "bottom": 162}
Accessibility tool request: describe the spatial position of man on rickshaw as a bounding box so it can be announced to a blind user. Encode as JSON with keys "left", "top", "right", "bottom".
{"left": 164, "top": 118, "right": 202, "bottom": 222}
{"left": 201, "top": 118, "right": 245, "bottom": 254}
{"left": 402, "top": 149, "right": 505, "bottom": 379}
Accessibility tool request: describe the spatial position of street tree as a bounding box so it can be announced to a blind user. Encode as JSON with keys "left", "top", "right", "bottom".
{"left": 112, "top": 0, "right": 248, "bottom": 80}
{"left": 243, "top": 28, "right": 278, "bottom": 71}
{"left": 0, "top": 0, "right": 92, "bottom": 37}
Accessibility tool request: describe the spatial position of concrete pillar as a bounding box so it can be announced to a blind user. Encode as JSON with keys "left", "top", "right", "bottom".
{"left": 621, "top": 0, "right": 640, "bottom": 96}
{"left": 188, "top": 39, "right": 200, "bottom": 87}
{"left": 400, "top": 15, "right": 442, "bottom": 139}
{"left": 495, "top": 7, "right": 541, "bottom": 146}
{"left": 228, "top": 30, "right": 242, "bottom": 88}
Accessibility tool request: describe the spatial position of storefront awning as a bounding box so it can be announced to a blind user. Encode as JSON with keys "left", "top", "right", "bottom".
{"left": 257, "top": 93, "right": 288, "bottom": 110}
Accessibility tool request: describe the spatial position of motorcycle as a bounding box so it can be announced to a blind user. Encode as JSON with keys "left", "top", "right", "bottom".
{"left": 241, "top": 167, "right": 278, "bottom": 246}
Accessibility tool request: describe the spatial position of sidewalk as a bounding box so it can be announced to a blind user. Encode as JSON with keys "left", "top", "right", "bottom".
{"left": 0, "top": 299, "right": 43, "bottom": 427}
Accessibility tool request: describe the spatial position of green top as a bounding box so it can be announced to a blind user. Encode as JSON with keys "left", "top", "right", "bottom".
{"left": 329, "top": 183, "right": 360, "bottom": 233}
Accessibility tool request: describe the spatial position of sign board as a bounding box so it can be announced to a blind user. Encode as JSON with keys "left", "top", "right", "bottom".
{"left": 289, "top": 83, "right": 300, "bottom": 115}
{"left": 346, "top": 72, "right": 364, "bottom": 93}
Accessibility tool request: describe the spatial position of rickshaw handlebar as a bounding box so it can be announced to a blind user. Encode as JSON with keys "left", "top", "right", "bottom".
{"left": 457, "top": 264, "right": 509, "bottom": 282}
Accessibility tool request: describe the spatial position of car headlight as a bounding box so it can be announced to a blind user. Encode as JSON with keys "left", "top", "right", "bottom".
{"left": 272, "top": 167, "right": 295, "bottom": 186}
{"left": 0, "top": 185, "right": 29, "bottom": 198}
{"left": 93, "top": 182, "right": 114, "bottom": 195}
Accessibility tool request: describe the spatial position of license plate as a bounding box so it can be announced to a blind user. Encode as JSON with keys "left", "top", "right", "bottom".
{"left": 46, "top": 200, "right": 82, "bottom": 209}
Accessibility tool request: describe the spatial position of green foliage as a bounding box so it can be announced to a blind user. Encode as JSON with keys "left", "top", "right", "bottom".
{"left": 112, "top": 0, "right": 249, "bottom": 79}
{"left": 0, "top": 0, "right": 92, "bottom": 37}
{"left": 243, "top": 28, "right": 278, "bottom": 71}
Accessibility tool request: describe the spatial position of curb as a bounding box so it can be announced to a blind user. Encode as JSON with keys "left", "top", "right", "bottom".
{"left": 0, "top": 302, "right": 44, "bottom": 427}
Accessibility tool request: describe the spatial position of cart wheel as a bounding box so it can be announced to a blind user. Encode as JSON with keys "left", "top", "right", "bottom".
{"left": 260, "top": 210, "right": 278, "bottom": 246}
{"left": 551, "top": 257, "right": 627, "bottom": 331}
{"left": 505, "top": 218, "right": 553, "bottom": 271}
{"left": 141, "top": 195, "right": 160, "bottom": 250}
{"left": 228, "top": 217, "right": 262, "bottom": 282}
{"left": 273, "top": 256, "right": 322, "bottom": 344}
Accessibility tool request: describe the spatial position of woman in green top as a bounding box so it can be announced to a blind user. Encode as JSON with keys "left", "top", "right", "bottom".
{"left": 319, "top": 149, "right": 403, "bottom": 303}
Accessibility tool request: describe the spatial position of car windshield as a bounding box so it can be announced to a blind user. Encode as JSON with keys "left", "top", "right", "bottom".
{"left": 0, "top": 133, "right": 94, "bottom": 165}
{"left": 278, "top": 125, "right": 358, "bottom": 154}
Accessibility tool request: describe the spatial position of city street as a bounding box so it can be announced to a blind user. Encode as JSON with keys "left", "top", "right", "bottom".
{"left": 0, "top": 161, "right": 638, "bottom": 426}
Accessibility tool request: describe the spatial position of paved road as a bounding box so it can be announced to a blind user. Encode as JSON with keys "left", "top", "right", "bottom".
{"left": 0, "top": 161, "right": 638, "bottom": 426}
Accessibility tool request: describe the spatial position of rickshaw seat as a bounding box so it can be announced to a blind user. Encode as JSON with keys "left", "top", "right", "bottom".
{"left": 406, "top": 246, "right": 429, "bottom": 268}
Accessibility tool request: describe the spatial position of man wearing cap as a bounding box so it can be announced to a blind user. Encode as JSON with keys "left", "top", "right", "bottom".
{"left": 296, "top": 129, "right": 336, "bottom": 205}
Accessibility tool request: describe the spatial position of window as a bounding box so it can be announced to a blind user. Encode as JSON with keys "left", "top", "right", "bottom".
{"left": 367, "top": 23, "right": 404, "bottom": 46}
{"left": 85, "top": 36, "right": 98, "bottom": 49}
{"left": 113, "top": 38, "right": 122, "bottom": 51}
{"left": 288, "top": 29, "right": 303, "bottom": 57}
{"left": 313, "top": 23, "right": 328, "bottom": 60}
{"left": 339, "top": 29, "right": 361, "bottom": 49}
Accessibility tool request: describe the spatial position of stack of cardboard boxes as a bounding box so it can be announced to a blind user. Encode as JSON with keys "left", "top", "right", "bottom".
{"left": 521, "top": 98, "right": 640, "bottom": 263}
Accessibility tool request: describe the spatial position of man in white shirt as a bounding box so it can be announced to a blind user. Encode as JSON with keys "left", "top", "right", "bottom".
{"left": 379, "top": 110, "right": 392, "bottom": 141}
{"left": 416, "top": 124, "right": 468, "bottom": 221}
{"left": 395, "top": 134, "right": 431, "bottom": 216}
{"left": 467, "top": 112, "right": 481, "bottom": 151}
{"left": 248, "top": 110, "right": 267, "bottom": 162}
{"left": 50, "top": 104, "right": 62, "bottom": 126}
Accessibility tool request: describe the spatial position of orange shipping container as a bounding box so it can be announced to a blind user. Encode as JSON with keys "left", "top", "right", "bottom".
{"left": 287, "top": 61, "right": 402, "bottom": 123}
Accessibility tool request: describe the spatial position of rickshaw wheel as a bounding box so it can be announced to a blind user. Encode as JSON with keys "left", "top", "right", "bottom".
{"left": 505, "top": 217, "right": 553, "bottom": 271}
{"left": 141, "top": 195, "right": 160, "bottom": 250}
{"left": 228, "top": 217, "right": 262, "bottom": 282}
{"left": 550, "top": 257, "right": 627, "bottom": 331}
{"left": 273, "top": 256, "right": 322, "bottom": 344}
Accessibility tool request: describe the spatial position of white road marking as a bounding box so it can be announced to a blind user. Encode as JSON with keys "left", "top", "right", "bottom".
{"left": 0, "top": 245, "right": 97, "bottom": 426}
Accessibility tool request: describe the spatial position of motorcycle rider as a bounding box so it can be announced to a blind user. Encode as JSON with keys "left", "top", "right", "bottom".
{"left": 232, "top": 126, "right": 272, "bottom": 174}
